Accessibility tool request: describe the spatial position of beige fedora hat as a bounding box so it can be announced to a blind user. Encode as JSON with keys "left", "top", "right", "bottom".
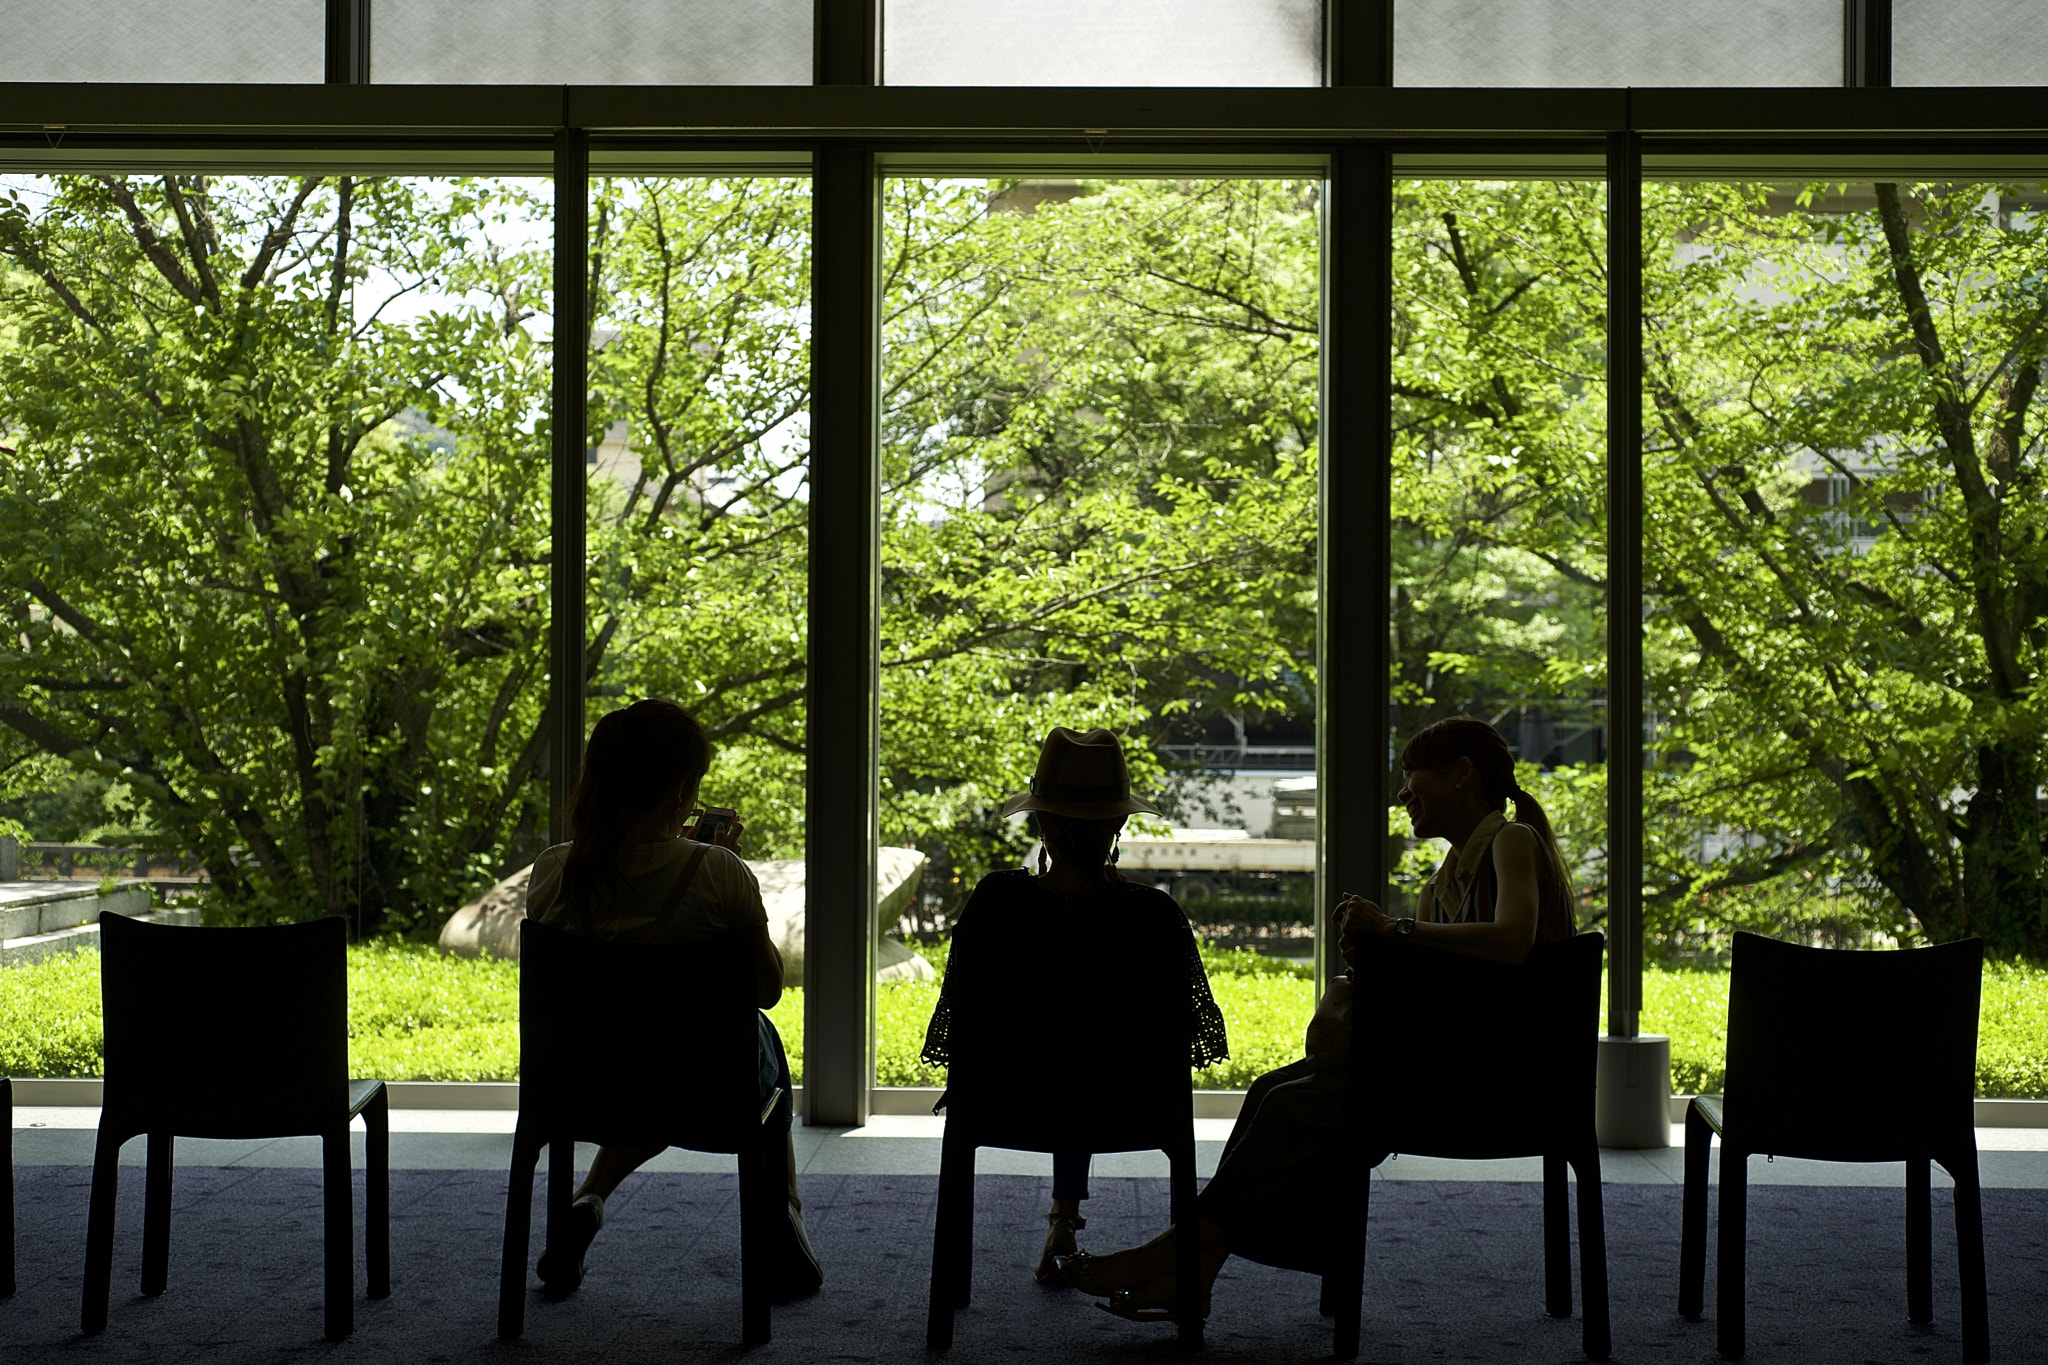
{"left": 999, "top": 727, "right": 1160, "bottom": 820}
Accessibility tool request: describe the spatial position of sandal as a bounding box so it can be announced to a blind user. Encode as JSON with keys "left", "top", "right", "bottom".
{"left": 1097, "top": 1286, "right": 1211, "bottom": 1326}
{"left": 536, "top": 1193, "right": 605, "bottom": 1296}
{"left": 1035, "top": 1210, "right": 1087, "bottom": 1284}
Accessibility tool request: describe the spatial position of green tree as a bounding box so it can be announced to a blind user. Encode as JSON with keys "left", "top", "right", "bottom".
{"left": 0, "top": 175, "right": 555, "bottom": 934}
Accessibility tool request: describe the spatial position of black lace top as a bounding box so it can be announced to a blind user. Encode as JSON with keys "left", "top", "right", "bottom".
{"left": 921, "top": 869, "right": 1230, "bottom": 1071}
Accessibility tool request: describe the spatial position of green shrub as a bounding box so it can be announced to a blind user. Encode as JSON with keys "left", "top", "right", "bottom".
{"left": 0, "top": 948, "right": 104, "bottom": 1076}
{"left": 6, "top": 938, "right": 2047, "bottom": 1100}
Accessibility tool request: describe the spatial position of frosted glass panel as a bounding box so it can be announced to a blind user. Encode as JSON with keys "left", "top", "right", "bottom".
{"left": 1896, "top": 1, "right": 2048, "bottom": 86}
{"left": 1396, "top": 0, "right": 1838, "bottom": 87}
{"left": 0, "top": 0, "right": 322, "bottom": 83}
{"left": 885, "top": 0, "right": 1321, "bottom": 86}
{"left": 377, "top": 0, "right": 811, "bottom": 85}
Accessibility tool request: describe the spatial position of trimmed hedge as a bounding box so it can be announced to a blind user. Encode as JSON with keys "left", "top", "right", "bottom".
{"left": 6, "top": 942, "right": 2047, "bottom": 1099}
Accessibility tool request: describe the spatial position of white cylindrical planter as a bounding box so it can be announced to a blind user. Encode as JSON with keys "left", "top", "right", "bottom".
{"left": 1595, "top": 1033, "right": 1671, "bottom": 1149}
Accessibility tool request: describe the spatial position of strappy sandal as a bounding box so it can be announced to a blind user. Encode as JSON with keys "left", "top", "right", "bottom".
{"left": 536, "top": 1193, "right": 605, "bottom": 1296}
{"left": 1050, "top": 1250, "right": 1105, "bottom": 1294}
{"left": 1035, "top": 1210, "right": 1087, "bottom": 1284}
{"left": 1097, "top": 1286, "right": 1212, "bottom": 1325}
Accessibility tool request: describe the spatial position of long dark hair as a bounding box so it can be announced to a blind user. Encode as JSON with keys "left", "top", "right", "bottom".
{"left": 1400, "top": 715, "right": 1574, "bottom": 907}
{"left": 559, "top": 699, "right": 712, "bottom": 920}
{"left": 1034, "top": 812, "right": 1127, "bottom": 886}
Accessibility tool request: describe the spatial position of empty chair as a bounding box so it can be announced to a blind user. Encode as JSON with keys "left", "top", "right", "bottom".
{"left": 1678, "top": 930, "right": 1987, "bottom": 1362}
{"left": 498, "top": 919, "right": 782, "bottom": 1345}
{"left": 1326, "top": 931, "right": 1610, "bottom": 1361}
{"left": 81, "top": 911, "right": 390, "bottom": 1339}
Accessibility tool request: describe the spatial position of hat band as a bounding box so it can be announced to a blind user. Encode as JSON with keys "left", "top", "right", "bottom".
{"left": 1031, "top": 780, "right": 1131, "bottom": 805}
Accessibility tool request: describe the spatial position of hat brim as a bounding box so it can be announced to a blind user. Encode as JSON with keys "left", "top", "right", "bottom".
{"left": 999, "top": 792, "right": 1160, "bottom": 820}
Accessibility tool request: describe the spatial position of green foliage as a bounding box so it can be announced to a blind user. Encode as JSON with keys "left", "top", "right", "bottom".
{"left": 0, "top": 948, "right": 103, "bottom": 1076}
{"left": 7, "top": 945, "right": 2048, "bottom": 1100}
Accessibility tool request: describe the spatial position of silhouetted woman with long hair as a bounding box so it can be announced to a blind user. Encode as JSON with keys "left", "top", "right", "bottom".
{"left": 522, "top": 698, "right": 820, "bottom": 1300}
{"left": 1059, "top": 714, "right": 1573, "bottom": 1323}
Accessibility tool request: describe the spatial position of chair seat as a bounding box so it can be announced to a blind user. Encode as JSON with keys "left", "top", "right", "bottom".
{"left": 1692, "top": 1094, "right": 1724, "bottom": 1135}
{"left": 347, "top": 1080, "right": 385, "bottom": 1120}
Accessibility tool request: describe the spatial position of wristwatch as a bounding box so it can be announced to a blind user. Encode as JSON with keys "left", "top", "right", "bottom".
{"left": 1394, "top": 917, "right": 1416, "bottom": 936}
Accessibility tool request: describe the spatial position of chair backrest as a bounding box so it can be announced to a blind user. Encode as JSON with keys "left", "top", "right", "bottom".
{"left": 1724, "top": 930, "right": 1981, "bottom": 1160}
{"left": 517, "top": 918, "right": 761, "bottom": 1150}
{"left": 1352, "top": 931, "right": 1605, "bottom": 1159}
{"left": 98, "top": 911, "right": 348, "bottom": 1137}
{"left": 940, "top": 885, "right": 1193, "bottom": 1151}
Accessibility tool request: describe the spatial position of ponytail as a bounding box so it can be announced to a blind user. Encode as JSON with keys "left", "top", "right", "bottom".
{"left": 1401, "top": 715, "right": 1575, "bottom": 918}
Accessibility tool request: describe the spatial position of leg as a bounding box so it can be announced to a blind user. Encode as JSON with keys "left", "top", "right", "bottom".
{"left": 1678, "top": 1102, "right": 1713, "bottom": 1319}
{"left": 1905, "top": 1156, "right": 1932, "bottom": 1325}
{"left": 141, "top": 1131, "right": 173, "bottom": 1296}
{"left": 1572, "top": 1146, "right": 1611, "bottom": 1362}
{"left": 1943, "top": 1147, "right": 1990, "bottom": 1365}
{"left": 498, "top": 1130, "right": 543, "bottom": 1339}
{"left": 1542, "top": 1152, "right": 1570, "bottom": 1317}
{"left": 81, "top": 1126, "right": 125, "bottom": 1334}
{"left": 1716, "top": 1145, "right": 1747, "bottom": 1360}
{"left": 574, "top": 1144, "right": 665, "bottom": 1202}
{"left": 322, "top": 1127, "right": 355, "bottom": 1340}
{"left": 1039, "top": 1151, "right": 1090, "bottom": 1282}
{"left": 364, "top": 1087, "right": 391, "bottom": 1298}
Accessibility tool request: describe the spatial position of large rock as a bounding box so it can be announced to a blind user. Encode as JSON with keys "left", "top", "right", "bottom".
{"left": 439, "top": 846, "right": 934, "bottom": 986}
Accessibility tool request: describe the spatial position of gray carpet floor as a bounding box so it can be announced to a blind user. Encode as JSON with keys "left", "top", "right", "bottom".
{"left": 4, "top": 1166, "right": 2044, "bottom": 1364}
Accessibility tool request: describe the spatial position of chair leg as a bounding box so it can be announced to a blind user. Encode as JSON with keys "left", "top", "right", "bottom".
{"left": 1678, "top": 1103, "right": 1713, "bottom": 1319}
{"left": 1329, "top": 1164, "right": 1368, "bottom": 1360}
{"left": 737, "top": 1135, "right": 774, "bottom": 1346}
{"left": 364, "top": 1088, "right": 391, "bottom": 1298}
{"left": 1905, "top": 1156, "right": 1932, "bottom": 1325}
{"left": 322, "top": 1127, "right": 355, "bottom": 1340}
{"left": 926, "top": 1130, "right": 974, "bottom": 1349}
{"left": 81, "top": 1126, "right": 126, "bottom": 1334}
{"left": 1571, "top": 1146, "right": 1610, "bottom": 1362}
{"left": 3, "top": 1077, "right": 15, "bottom": 1299}
{"left": 141, "top": 1131, "right": 173, "bottom": 1296}
{"left": 498, "top": 1131, "right": 543, "bottom": 1340}
{"left": 1168, "top": 1140, "right": 1202, "bottom": 1350}
{"left": 1715, "top": 1145, "right": 1747, "bottom": 1360}
{"left": 1943, "top": 1147, "right": 1990, "bottom": 1365}
{"left": 1542, "top": 1152, "right": 1571, "bottom": 1318}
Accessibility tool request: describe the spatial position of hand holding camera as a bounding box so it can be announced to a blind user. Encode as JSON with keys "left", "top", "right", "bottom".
{"left": 687, "top": 805, "right": 744, "bottom": 853}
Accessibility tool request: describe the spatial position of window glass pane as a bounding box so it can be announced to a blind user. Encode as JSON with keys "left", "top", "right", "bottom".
{"left": 1895, "top": 0, "right": 2048, "bottom": 86}
{"left": 1395, "top": 0, "right": 1838, "bottom": 87}
{"left": 0, "top": 1, "right": 323, "bottom": 83}
{"left": 376, "top": 0, "right": 812, "bottom": 85}
{"left": 878, "top": 178, "right": 1322, "bottom": 1090}
{"left": 0, "top": 172, "right": 553, "bottom": 1078}
{"left": 1389, "top": 181, "right": 1607, "bottom": 933}
{"left": 884, "top": 0, "right": 1321, "bottom": 86}
{"left": 584, "top": 176, "right": 811, "bottom": 1074}
{"left": 1642, "top": 180, "right": 2048, "bottom": 1052}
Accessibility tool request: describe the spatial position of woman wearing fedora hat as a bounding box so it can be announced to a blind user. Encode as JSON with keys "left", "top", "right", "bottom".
{"left": 920, "top": 726, "right": 1229, "bottom": 1285}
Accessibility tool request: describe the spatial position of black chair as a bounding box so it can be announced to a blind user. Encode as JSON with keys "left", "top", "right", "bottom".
{"left": 499, "top": 919, "right": 783, "bottom": 1345}
{"left": 925, "top": 893, "right": 1205, "bottom": 1350}
{"left": 4, "top": 1075, "right": 15, "bottom": 1297}
{"left": 1326, "top": 930, "right": 1610, "bottom": 1361}
{"left": 81, "top": 911, "right": 389, "bottom": 1339}
{"left": 1678, "top": 931, "right": 1987, "bottom": 1363}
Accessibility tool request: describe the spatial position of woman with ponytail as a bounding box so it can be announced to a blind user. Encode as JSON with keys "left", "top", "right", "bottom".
{"left": 520, "top": 699, "right": 821, "bottom": 1302}
{"left": 1340, "top": 713, "right": 1575, "bottom": 962}
{"left": 1061, "top": 715, "right": 1574, "bottom": 1326}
